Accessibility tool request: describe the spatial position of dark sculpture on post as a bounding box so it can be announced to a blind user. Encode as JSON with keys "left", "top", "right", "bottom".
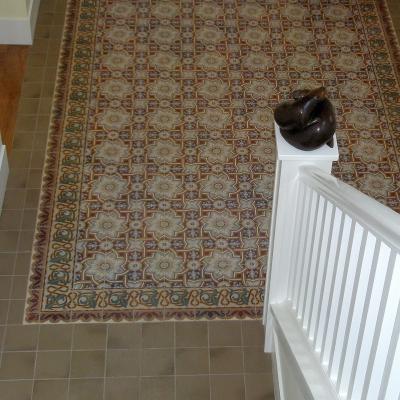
{"left": 274, "top": 87, "right": 336, "bottom": 151}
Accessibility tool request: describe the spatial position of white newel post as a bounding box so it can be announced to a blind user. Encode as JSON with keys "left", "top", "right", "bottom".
{"left": 0, "top": 135, "right": 9, "bottom": 214}
{"left": 263, "top": 123, "right": 339, "bottom": 352}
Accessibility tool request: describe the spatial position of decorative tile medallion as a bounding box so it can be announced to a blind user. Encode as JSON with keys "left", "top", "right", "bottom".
{"left": 26, "top": 0, "right": 400, "bottom": 322}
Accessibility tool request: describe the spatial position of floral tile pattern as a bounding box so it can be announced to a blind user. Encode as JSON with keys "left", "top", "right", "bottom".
{"left": 26, "top": 0, "right": 400, "bottom": 323}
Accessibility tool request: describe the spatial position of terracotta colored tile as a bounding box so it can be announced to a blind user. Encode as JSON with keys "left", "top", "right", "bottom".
{"left": 106, "top": 349, "right": 141, "bottom": 377}
{"left": 105, "top": 377, "right": 139, "bottom": 400}
{"left": 38, "top": 324, "right": 73, "bottom": 350}
{"left": 35, "top": 351, "right": 71, "bottom": 379}
{"left": 70, "top": 350, "right": 106, "bottom": 378}
{"left": 176, "top": 348, "right": 209, "bottom": 375}
{"left": 141, "top": 349, "right": 174, "bottom": 376}
{"left": 210, "top": 348, "right": 243, "bottom": 374}
{"left": 107, "top": 323, "right": 142, "bottom": 349}
{"left": 176, "top": 321, "right": 208, "bottom": 348}
{"left": 210, "top": 374, "right": 245, "bottom": 400}
{"left": 32, "top": 379, "right": 68, "bottom": 400}
{"left": 209, "top": 321, "right": 242, "bottom": 347}
{"left": 176, "top": 375, "right": 210, "bottom": 400}
{"left": 3, "top": 325, "right": 39, "bottom": 351}
{"left": 69, "top": 379, "right": 104, "bottom": 400}
{"left": 245, "top": 373, "right": 275, "bottom": 400}
{"left": 73, "top": 324, "right": 107, "bottom": 349}
{"left": 142, "top": 322, "right": 174, "bottom": 348}
{"left": 140, "top": 376, "right": 174, "bottom": 400}
{"left": 0, "top": 380, "right": 33, "bottom": 400}
{"left": 0, "top": 352, "right": 36, "bottom": 379}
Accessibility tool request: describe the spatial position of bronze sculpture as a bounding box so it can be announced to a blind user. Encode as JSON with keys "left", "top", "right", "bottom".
{"left": 274, "top": 87, "right": 336, "bottom": 151}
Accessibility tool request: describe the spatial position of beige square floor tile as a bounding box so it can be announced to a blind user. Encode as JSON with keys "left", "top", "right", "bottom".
{"left": 0, "top": 231, "right": 19, "bottom": 252}
{"left": 242, "top": 320, "right": 265, "bottom": 347}
{"left": 142, "top": 321, "right": 174, "bottom": 348}
{"left": 73, "top": 324, "right": 107, "bottom": 350}
{"left": 176, "top": 375, "right": 210, "bottom": 400}
{"left": 176, "top": 348, "right": 209, "bottom": 375}
{"left": 141, "top": 348, "right": 174, "bottom": 376}
{"left": 176, "top": 321, "right": 208, "bottom": 348}
{"left": 3, "top": 325, "right": 39, "bottom": 351}
{"left": 0, "top": 380, "right": 33, "bottom": 400}
{"left": 10, "top": 275, "right": 28, "bottom": 299}
{"left": 70, "top": 350, "right": 106, "bottom": 378}
{"left": 14, "top": 253, "right": 32, "bottom": 275}
{"left": 2, "top": 189, "right": 27, "bottom": 210}
{"left": 0, "top": 253, "right": 15, "bottom": 275}
{"left": 140, "top": 376, "right": 174, "bottom": 400}
{"left": 210, "top": 374, "right": 245, "bottom": 400}
{"left": 0, "top": 210, "right": 23, "bottom": 231}
{"left": 7, "top": 299, "right": 25, "bottom": 324}
{"left": 245, "top": 373, "right": 275, "bottom": 400}
{"left": 0, "top": 299, "right": 9, "bottom": 323}
{"left": 38, "top": 324, "right": 73, "bottom": 350}
{"left": 105, "top": 377, "right": 139, "bottom": 400}
{"left": 32, "top": 379, "right": 68, "bottom": 400}
{"left": 106, "top": 349, "right": 141, "bottom": 377}
{"left": 243, "top": 347, "right": 272, "bottom": 374}
{"left": 0, "top": 352, "right": 36, "bottom": 379}
{"left": 208, "top": 321, "right": 242, "bottom": 347}
{"left": 210, "top": 347, "right": 243, "bottom": 374}
{"left": 107, "top": 323, "right": 142, "bottom": 349}
{"left": 69, "top": 378, "right": 104, "bottom": 400}
{"left": 0, "top": 276, "right": 13, "bottom": 299}
{"left": 35, "top": 350, "right": 71, "bottom": 379}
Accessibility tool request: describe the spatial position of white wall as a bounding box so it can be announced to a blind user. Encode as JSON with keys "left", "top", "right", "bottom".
{"left": 0, "top": 0, "right": 40, "bottom": 44}
{"left": 0, "top": 0, "right": 28, "bottom": 18}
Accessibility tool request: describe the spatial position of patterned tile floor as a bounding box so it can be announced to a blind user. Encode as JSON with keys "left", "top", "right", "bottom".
{"left": 0, "top": 1, "right": 273, "bottom": 399}
{"left": 1, "top": 0, "right": 400, "bottom": 399}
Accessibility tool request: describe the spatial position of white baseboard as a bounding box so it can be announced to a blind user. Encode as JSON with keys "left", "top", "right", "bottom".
{"left": 0, "top": 0, "right": 41, "bottom": 45}
{"left": 0, "top": 144, "right": 9, "bottom": 214}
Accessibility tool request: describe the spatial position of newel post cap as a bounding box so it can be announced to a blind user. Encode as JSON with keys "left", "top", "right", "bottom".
{"left": 274, "top": 122, "right": 339, "bottom": 162}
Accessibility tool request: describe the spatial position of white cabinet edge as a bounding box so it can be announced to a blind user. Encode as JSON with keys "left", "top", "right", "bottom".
{"left": 0, "top": 144, "right": 9, "bottom": 214}
{"left": 0, "top": 0, "right": 41, "bottom": 45}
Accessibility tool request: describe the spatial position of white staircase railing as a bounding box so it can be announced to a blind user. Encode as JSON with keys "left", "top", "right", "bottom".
{"left": 264, "top": 125, "right": 400, "bottom": 400}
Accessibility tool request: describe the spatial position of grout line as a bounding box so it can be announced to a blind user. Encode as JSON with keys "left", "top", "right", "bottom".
{"left": 30, "top": 324, "right": 41, "bottom": 399}
{"left": 102, "top": 325, "right": 109, "bottom": 400}
{"left": 0, "top": 345, "right": 264, "bottom": 353}
{"left": 0, "top": 372, "right": 260, "bottom": 383}
{"left": 174, "top": 322, "right": 177, "bottom": 400}
{"left": 207, "top": 321, "right": 211, "bottom": 400}
{"left": 66, "top": 324, "right": 75, "bottom": 399}
{"left": 241, "top": 321, "right": 247, "bottom": 400}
